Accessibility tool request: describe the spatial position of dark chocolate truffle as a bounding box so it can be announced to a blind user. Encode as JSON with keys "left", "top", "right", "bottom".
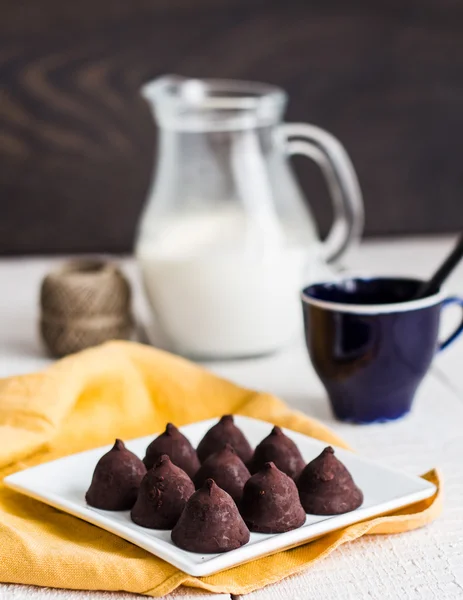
{"left": 171, "top": 479, "right": 250, "bottom": 553}
{"left": 193, "top": 444, "right": 251, "bottom": 503}
{"left": 248, "top": 426, "right": 305, "bottom": 479}
{"left": 131, "top": 454, "right": 195, "bottom": 529}
{"left": 86, "top": 439, "right": 146, "bottom": 511}
{"left": 297, "top": 446, "right": 363, "bottom": 515}
{"left": 196, "top": 415, "right": 253, "bottom": 464}
{"left": 240, "top": 462, "right": 306, "bottom": 533}
{"left": 143, "top": 423, "right": 200, "bottom": 478}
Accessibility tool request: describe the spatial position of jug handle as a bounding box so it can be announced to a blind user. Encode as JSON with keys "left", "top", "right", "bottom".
{"left": 280, "top": 123, "right": 364, "bottom": 264}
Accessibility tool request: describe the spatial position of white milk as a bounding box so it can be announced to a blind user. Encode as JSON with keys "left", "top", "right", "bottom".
{"left": 136, "top": 211, "right": 321, "bottom": 358}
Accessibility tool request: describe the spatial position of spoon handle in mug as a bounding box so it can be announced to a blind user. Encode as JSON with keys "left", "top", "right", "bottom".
{"left": 415, "top": 234, "right": 463, "bottom": 299}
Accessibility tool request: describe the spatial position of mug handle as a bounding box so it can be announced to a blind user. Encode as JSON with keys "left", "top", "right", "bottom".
{"left": 438, "top": 297, "right": 463, "bottom": 352}
{"left": 280, "top": 123, "right": 364, "bottom": 263}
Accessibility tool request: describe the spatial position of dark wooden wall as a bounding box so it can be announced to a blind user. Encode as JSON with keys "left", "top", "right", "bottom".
{"left": 1, "top": 0, "right": 463, "bottom": 254}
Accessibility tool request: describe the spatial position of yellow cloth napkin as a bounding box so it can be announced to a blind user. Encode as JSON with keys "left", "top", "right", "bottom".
{"left": 0, "top": 341, "right": 441, "bottom": 597}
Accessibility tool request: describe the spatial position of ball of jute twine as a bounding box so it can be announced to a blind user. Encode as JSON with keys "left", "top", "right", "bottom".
{"left": 40, "top": 259, "right": 134, "bottom": 357}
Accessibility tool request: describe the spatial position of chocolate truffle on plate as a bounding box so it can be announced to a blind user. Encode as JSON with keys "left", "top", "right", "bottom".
{"left": 86, "top": 439, "right": 146, "bottom": 511}
{"left": 143, "top": 423, "right": 200, "bottom": 478}
{"left": 131, "top": 454, "right": 194, "bottom": 529}
{"left": 248, "top": 426, "right": 305, "bottom": 479}
{"left": 171, "top": 479, "right": 250, "bottom": 553}
{"left": 193, "top": 443, "right": 251, "bottom": 503}
{"left": 196, "top": 415, "right": 253, "bottom": 464}
{"left": 240, "top": 462, "right": 306, "bottom": 533}
{"left": 297, "top": 446, "right": 363, "bottom": 515}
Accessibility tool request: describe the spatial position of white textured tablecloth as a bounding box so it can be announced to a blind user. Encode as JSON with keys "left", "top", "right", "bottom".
{"left": 1, "top": 236, "right": 463, "bottom": 599}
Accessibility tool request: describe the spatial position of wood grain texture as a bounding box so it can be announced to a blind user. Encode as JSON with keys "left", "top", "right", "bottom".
{"left": 1, "top": 0, "right": 463, "bottom": 254}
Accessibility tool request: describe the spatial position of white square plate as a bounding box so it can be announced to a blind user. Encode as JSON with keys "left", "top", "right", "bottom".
{"left": 4, "top": 416, "right": 435, "bottom": 576}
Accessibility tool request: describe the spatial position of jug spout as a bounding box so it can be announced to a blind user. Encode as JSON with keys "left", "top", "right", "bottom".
{"left": 141, "top": 75, "right": 214, "bottom": 109}
{"left": 141, "top": 74, "right": 187, "bottom": 105}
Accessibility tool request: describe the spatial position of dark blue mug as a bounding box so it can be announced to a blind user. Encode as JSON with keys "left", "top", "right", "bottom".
{"left": 301, "top": 277, "right": 463, "bottom": 423}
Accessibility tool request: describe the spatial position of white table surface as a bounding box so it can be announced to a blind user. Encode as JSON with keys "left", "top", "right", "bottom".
{"left": 1, "top": 236, "right": 463, "bottom": 600}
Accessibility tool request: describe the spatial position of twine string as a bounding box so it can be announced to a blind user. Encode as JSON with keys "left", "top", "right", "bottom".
{"left": 40, "top": 259, "right": 134, "bottom": 357}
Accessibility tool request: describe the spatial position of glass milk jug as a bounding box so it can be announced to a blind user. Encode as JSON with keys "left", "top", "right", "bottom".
{"left": 136, "top": 76, "right": 363, "bottom": 358}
